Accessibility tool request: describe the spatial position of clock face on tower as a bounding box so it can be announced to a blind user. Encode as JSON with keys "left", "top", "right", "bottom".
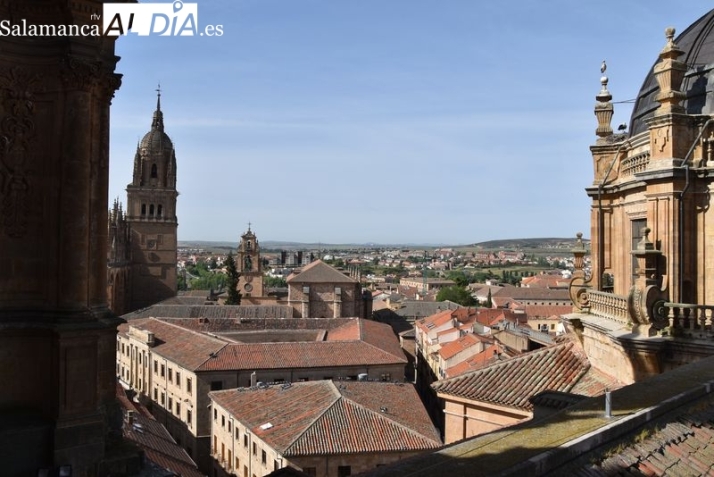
{"left": 244, "top": 284, "right": 253, "bottom": 292}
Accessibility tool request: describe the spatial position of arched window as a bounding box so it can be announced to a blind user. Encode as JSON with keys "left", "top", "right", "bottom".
{"left": 150, "top": 163, "right": 157, "bottom": 178}
{"left": 141, "top": 204, "right": 146, "bottom": 215}
{"left": 149, "top": 204, "right": 155, "bottom": 216}
{"left": 157, "top": 205, "right": 163, "bottom": 217}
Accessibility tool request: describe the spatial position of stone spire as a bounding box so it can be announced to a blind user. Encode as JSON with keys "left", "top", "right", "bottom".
{"left": 595, "top": 60, "right": 614, "bottom": 138}
{"left": 151, "top": 83, "right": 164, "bottom": 131}
{"left": 654, "top": 27, "right": 686, "bottom": 115}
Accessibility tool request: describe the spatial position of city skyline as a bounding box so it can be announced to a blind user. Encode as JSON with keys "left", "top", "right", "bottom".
{"left": 108, "top": 1, "right": 712, "bottom": 244}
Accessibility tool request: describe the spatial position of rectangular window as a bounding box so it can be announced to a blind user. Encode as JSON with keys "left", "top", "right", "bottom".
{"left": 228, "top": 421, "right": 232, "bottom": 433}
{"left": 154, "top": 360, "right": 158, "bottom": 373}
{"left": 168, "top": 397, "right": 173, "bottom": 410}
{"left": 176, "top": 371, "right": 180, "bottom": 386}
{"left": 160, "top": 364, "right": 165, "bottom": 377}
{"left": 211, "top": 380, "right": 223, "bottom": 391}
{"left": 187, "top": 409, "right": 192, "bottom": 427}
{"left": 168, "top": 368, "right": 173, "bottom": 382}
{"left": 252, "top": 442, "right": 256, "bottom": 455}
{"left": 235, "top": 427, "right": 239, "bottom": 439}
{"left": 187, "top": 377, "right": 192, "bottom": 394}
{"left": 214, "top": 408, "right": 217, "bottom": 420}
{"left": 631, "top": 218, "right": 647, "bottom": 286}
{"left": 243, "top": 434, "right": 248, "bottom": 447}
{"left": 337, "top": 466, "right": 352, "bottom": 477}
{"left": 153, "top": 388, "right": 158, "bottom": 400}
{"left": 222, "top": 415, "right": 225, "bottom": 428}
{"left": 261, "top": 450, "right": 266, "bottom": 465}
{"left": 161, "top": 392, "right": 165, "bottom": 405}
{"left": 176, "top": 402, "right": 181, "bottom": 416}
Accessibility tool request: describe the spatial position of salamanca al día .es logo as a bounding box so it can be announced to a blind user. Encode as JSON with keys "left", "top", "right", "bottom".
{"left": 103, "top": 1, "right": 223, "bottom": 36}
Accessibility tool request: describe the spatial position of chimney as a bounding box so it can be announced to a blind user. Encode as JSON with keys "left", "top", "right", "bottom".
{"left": 250, "top": 371, "right": 257, "bottom": 387}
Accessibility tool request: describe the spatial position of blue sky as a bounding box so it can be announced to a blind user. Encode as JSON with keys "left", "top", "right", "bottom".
{"left": 108, "top": 1, "right": 713, "bottom": 244}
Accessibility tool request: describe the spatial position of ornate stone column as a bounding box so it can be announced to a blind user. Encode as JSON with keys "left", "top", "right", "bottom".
{"left": 0, "top": 1, "right": 124, "bottom": 475}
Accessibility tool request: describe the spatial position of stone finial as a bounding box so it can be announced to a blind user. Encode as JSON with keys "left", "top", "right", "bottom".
{"left": 654, "top": 27, "right": 686, "bottom": 114}
{"left": 595, "top": 62, "right": 613, "bottom": 138}
{"left": 572, "top": 232, "right": 587, "bottom": 273}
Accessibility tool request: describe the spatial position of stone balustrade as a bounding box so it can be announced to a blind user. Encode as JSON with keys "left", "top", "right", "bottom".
{"left": 589, "top": 290, "right": 630, "bottom": 325}
{"left": 658, "top": 302, "right": 714, "bottom": 333}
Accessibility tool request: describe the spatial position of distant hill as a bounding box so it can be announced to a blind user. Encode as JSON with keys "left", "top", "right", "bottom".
{"left": 179, "top": 237, "right": 589, "bottom": 253}
{"left": 466, "top": 237, "right": 590, "bottom": 250}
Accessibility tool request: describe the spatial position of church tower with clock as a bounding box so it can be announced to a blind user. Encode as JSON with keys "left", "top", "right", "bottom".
{"left": 124, "top": 90, "right": 179, "bottom": 310}
{"left": 237, "top": 225, "right": 264, "bottom": 297}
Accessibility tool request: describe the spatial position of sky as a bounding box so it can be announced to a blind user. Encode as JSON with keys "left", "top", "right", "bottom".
{"left": 108, "top": 1, "right": 714, "bottom": 245}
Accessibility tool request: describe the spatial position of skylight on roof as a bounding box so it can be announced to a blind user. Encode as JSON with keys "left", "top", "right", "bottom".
{"left": 260, "top": 422, "right": 273, "bottom": 430}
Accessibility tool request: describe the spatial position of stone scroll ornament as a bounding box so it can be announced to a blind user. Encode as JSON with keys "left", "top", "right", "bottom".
{"left": 0, "top": 67, "right": 39, "bottom": 239}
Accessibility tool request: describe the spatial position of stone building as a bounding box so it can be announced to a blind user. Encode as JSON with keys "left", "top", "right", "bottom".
{"left": 107, "top": 93, "right": 179, "bottom": 315}
{"left": 287, "top": 260, "right": 373, "bottom": 318}
{"left": 0, "top": 1, "right": 126, "bottom": 474}
{"left": 117, "top": 316, "right": 408, "bottom": 472}
{"left": 209, "top": 381, "right": 441, "bottom": 477}
{"left": 568, "top": 11, "right": 714, "bottom": 383}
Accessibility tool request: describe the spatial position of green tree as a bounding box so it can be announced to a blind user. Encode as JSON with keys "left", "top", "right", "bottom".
{"left": 436, "top": 286, "right": 477, "bottom": 306}
{"left": 224, "top": 252, "right": 242, "bottom": 305}
{"left": 264, "top": 276, "right": 287, "bottom": 288}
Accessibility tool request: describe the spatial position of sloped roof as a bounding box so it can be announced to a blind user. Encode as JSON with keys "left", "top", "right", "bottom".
{"left": 286, "top": 260, "right": 358, "bottom": 284}
{"left": 438, "top": 333, "right": 491, "bottom": 361}
{"left": 197, "top": 339, "right": 406, "bottom": 372}
{"left": 121, "top": 318, "right": 227, "bottom": 370}
{"left": 210, "top": 381, "right": 441, "bottom": 457}
{"left": 444, "top": 343, "right": 505, "bottom": 378}
{"left": 117, "top": 386, "right": 203, "bottom": 477}
{"left": 123, "top": 303, "right": 293, "bottom": 320}
{"left": 432, "top": 341, "right": 598, "bottom": 411}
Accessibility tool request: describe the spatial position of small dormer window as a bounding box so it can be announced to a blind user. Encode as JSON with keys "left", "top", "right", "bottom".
{"left": 150, "top": 163, "right": 157, "bottom": 178}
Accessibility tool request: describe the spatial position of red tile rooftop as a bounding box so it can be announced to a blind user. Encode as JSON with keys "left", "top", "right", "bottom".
{"left": 210, "top": 381, "right": 441, "bottom": 457}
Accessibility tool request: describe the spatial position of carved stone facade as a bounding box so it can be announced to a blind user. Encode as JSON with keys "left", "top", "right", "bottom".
{"left": 107, "top": 94, "right": 179, "bottom": 314}
{"left": 287, "top": 260, "right": 373, "bottom": 318}
{"left": 0, "top": 1, "right": 126, "bottom": 475}
{"left": 569, "top": 13, "right": 714, "bottom": 383}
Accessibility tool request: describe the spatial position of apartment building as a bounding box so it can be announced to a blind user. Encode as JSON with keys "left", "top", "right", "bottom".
{"left": 209, "top": 381, "right": 442, "bottom": 477}
{"left": 117, "top": 316, "right": 408, "bottom": 471}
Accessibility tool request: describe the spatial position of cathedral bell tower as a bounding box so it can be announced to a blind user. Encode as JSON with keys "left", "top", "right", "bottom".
{"left": 237, "top": 224, "right": 264, "bottom": 297}
{"left": 125, "top": 89, "right": 178, "bottom": 310}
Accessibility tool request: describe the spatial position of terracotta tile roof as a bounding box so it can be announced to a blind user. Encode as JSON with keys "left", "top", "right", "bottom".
{"left": 415, "top": 310, "right": 454, "bottom": 333}
{"left": 432, "top": 341, "right": 600, "bottom": 411}
{"left": 123, "top": 303, "right": 293, "bottom": 320}
{"left": 444, "top": 343, "right": 510, "bottom": 378}
{"left": 438, "top": 333, "right": 491, "bottom": 361}
{"left": 117, "top": 385, "right": 203, "bottom": 477}
{"left": 161, "top": 317, "right": 354, "bottom": 334}
{"left": 580, "top": 393, "right": 714, "bottom": 476}
{"left": 210, "top": 381, "right": 441, "bottom": 457}
{"left": 128, "top": 318, "right": 227, "bottom": 370}
{"left": 286, "top": 260, "right": 358, "bottom": 284}
{"left": 197, "top": 338, "right": 406, "bottom": 372}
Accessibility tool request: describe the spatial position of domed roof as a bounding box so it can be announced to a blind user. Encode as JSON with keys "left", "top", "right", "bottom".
{"left": 630, "top": 9, "right": 714, "bottom": 136}
{"left": 139, "top": 93, "right": 173, "bottom": 153}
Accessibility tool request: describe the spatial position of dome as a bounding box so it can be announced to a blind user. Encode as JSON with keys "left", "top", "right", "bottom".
{"left": 630, "top": 9, "right": 714, "bottom": 136}
{"left": 139, "top": 94, "right": 174, "bottom": 153}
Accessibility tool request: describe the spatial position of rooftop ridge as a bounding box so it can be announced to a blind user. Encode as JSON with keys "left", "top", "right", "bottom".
{"left": 282, "top": 381, "right": 343, "bottom": 456}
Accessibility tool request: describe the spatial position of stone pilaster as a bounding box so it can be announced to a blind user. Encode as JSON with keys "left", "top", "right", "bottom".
{"left": 0, "top": 1, "right": 125, "bottom": 475}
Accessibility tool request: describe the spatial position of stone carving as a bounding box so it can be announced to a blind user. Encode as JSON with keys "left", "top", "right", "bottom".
{"left": 0, "top": 66, "right": 39, "bottom": 238}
